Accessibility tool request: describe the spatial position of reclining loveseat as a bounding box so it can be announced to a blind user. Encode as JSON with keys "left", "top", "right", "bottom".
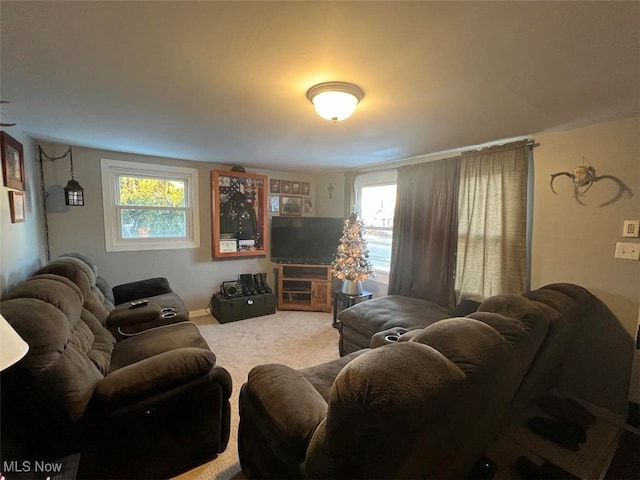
{"left": 0, "top": 255, "right": 232, "bottom": 479}
{"left": 237, "top": 284, "right": 604, "bottom": 478}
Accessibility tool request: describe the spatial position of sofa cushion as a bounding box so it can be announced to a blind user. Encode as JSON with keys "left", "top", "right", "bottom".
{"left": 242, "top": 364, "right": 328, "bottom": 461}
{"left": 299, "top": 350, "right": 368, "bottom": 402}
{"left": 112, "top": 277, "right": 173, "bottom": 305}
{"left": 94, "top": 348, "right": 216, "bottom": 408}
{"left": 1, "top": 296, "right": 104, "bottom": 421}
{"left": 452, "top": 299, "right": 481, "bottom": 317}
{"left": 107, "top": 302, "right": 163, "bottom": 327}
{"left": 109, "top": 322, "right": 210, "bottom": 372}
{"left": 310, "top": 341, "right": 467, "bottom": 478}
{"left": 338, "top": 295, "right": 451, "bottom": 335}
{"left": 408, "top": 318, "right": 507, "bottom": 376}
{"left": 35, "top": 259, "right": 112, "bottom": 324}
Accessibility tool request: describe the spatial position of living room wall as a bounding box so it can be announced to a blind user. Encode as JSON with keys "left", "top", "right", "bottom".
{"left": 531, "top": 116, "right": 639, "bottom": 414}
{"left": 532, "top": 117, "right": 639, "bottom": 335}
{"left": 0, "top": 130, "right": 46, "bottom": 295}
{"left": 39, "top": 143, "right": 316, "bottom": 312}
{"left": 316, "top": 116, "right": 640, "bottom": 414}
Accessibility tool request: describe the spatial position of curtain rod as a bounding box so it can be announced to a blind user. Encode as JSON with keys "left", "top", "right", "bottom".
{"left": 353, "top": 139, "right": 538, "bottom": 175}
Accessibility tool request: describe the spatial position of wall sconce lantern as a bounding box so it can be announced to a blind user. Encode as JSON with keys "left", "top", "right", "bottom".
{"left": 306, "top": 81, "right": 364, "bottom": 122}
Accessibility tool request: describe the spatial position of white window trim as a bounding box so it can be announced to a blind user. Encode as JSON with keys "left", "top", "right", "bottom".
{"left": 101, "top": 158, "right": 200, "bottom": 252}
{"left": 354, "top": 170, "right": 397, "bottom": 281}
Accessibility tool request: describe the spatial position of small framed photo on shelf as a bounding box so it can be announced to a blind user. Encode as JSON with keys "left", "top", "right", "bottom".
{"left": 1, "top": 132, "right": 25, "bottom": 191}
{"left": 280, "top": 195, "right": 302, "bottom": 216}
{"left": 9, "top": 190, "right": 25, "bottom": 223}
{"left": 268, "top": 195, "right": 280, "bottom": 212}
{"left": 238, "top": 239, "right": 256, "bottom": 251}
{"left": 269, "top": 178, "right": 280, "bottom": 194}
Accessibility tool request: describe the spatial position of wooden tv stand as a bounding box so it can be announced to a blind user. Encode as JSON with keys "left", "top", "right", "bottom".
{"left": 277, "top": 264, "right": 332, "bottom": 312}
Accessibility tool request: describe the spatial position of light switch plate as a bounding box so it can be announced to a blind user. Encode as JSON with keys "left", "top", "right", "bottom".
{"left": 615, "top": 242, "right": 640, "bottom": 260}
{"left": 623, "top": 220, "right": 640, "bottom": 238}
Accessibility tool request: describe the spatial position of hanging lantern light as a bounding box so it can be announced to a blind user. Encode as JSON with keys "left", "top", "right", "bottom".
{"left": 64, "top": 147, "right": 84, "bottom": 206}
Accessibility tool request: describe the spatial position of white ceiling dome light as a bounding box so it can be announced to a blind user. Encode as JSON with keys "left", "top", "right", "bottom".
{"left": 306, "top": 82, "right": 365, "bottom": 122}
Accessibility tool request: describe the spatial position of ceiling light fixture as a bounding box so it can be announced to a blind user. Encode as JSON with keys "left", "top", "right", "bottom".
{"left": 306, "top": 82, "right": 364, "bottom": 122}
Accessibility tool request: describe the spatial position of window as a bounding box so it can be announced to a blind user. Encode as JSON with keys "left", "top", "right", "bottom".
{"left": 101, "top": 159, "right": 200, "bottom": 251}
{"left": 354, "top": 171, "right": 397, "bottom": 274}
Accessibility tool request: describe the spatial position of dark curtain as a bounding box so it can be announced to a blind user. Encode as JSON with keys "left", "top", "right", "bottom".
{"left": 388, "top": 157, "right": 460, "bottom": 309}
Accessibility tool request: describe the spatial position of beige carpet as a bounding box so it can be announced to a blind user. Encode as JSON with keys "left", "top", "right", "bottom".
{"left": 173, "top": 310, "right": 340, "bottom": 480}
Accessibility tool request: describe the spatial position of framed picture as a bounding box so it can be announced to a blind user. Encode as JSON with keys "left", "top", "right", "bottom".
{"left": 280, "top": 195, "right": 302, "bottom": 216}
{"left": 291, "top": 181, "right": 301, "bottom": 194}
{"left": 268, "top": 195, "right": 280, "bottom": 212}
{"left": 238, "top": 239, "right": 256, "bottom": 251}
{"left": 281, "top": 180, "right": 292, "bottom": 195}
{"left": 1, "top": 132, "right": 25, "bottom": 191}
{"left": 211, "top": 169, "right": 268, "bottom": 258}
{"left": 301, "top": 182, "right": 310, "bottom": 195}
{"left": 9, "top": 190, "right": 25, "bottom": 223}
{"left": 303, "top": 197, "right": 313, "bottom": 214}
{"left": 269, "top": 178, "right": 280, "bottom": 194}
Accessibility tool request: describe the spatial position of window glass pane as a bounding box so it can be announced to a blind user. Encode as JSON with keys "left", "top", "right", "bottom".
{"left": 359, "top": 184, "right": 396, "bottom": 273}
{"left": 121, "top": 208, "right": 187, "bottom": 238}
{"left": 118, "top": 176, "right": 186, "bottom": 207}
{"left": 360, "top": 185, "right": 396, "bottom": 228}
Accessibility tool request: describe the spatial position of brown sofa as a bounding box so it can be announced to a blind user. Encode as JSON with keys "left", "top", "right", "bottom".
{"left": 237, "top": 284, "right": 603, "bottom": 479}
{"left": 337, "top": 294, "right": 484, "bottom": 356}
{"left": 0, "top": 255, "right": 232, "bottom": 479}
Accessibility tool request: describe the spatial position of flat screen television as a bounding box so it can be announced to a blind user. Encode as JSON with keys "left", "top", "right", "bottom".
{"left": 270, "top": 216, "right": 344, "bottom": 264}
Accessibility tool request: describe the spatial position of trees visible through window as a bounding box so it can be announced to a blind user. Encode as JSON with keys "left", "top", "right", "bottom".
{"left": 101, "top": 159, "right": 200, "bottom": 251}
{"left": 118, "top": 176, "right": 187, "bottom": 238}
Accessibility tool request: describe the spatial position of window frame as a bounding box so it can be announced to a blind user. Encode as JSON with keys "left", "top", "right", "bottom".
{"left": 354, "top": 170, "right": 398, "bottom": 278}
{"left": 101, "top": 158, "right": 200, "bottom": 252}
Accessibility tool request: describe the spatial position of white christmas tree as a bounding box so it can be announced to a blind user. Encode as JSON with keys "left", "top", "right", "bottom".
{"left": 332, "top": 213, "right": 375, "bottom": 282}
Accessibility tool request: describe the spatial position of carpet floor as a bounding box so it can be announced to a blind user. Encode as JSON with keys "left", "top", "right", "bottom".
{"left": 173, "top": 310, "right": 340, "bottom": 480}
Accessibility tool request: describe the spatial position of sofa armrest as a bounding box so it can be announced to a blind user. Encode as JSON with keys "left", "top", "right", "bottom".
{"left": 112, "top": 277, "right": 173, "bottom": 305}
{"left": 107, "top": 302, "right": 162, "bottom": 328}
{"left": 242, "top": 364, "right": 328, "bottom": 459}
{"left": 94, "top": 348, "right": 215, "bottom": 408}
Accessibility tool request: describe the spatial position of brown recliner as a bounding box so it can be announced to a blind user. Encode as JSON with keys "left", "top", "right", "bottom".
{"left": 0, "top": 271, "right": 232, "bottom": 479}
{"left": 39, "top": 254, "right": 191, "bottom": 339}
{"left": 238, "top": 291, "right": 553, "bottom": 478}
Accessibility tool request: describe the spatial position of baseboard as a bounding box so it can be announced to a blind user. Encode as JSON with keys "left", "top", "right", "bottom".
{"left": 189, "top": 308, "right": 210, "bottom": 318}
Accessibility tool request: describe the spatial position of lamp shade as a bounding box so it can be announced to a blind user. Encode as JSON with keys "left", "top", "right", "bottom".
{"left": 306, "top": 82, "right": 364, "bottom": 122}
{"left": 0, "top": 313, "right": 28, "bottom": 371}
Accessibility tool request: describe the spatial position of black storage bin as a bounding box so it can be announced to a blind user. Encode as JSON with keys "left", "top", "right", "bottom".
{"left": 212, "top": 293, "right": 277, "bottom": 323}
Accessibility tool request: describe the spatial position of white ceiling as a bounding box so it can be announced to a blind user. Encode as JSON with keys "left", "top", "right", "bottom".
{"left": 1, "top": 1, "right": 638, "bottom": 171}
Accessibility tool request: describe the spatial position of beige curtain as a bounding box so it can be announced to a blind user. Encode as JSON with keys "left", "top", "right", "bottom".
{"left": 455, "top": 140, "right": 529, "bottom": 302}
{"left": 343, "top": 171, "right": 357, "bottom": 217}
